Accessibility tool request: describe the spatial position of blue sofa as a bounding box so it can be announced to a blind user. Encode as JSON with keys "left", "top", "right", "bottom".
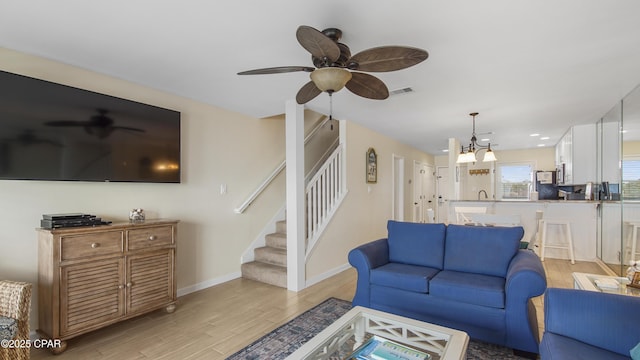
{"left": 348, "top": 221, "right": 547, "bottom": 354}
{"left": 540, "top": 288, "right": 640, "bottom": 360}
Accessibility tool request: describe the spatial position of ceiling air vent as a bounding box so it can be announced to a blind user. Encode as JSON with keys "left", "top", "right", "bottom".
{"left": 390, "top": 87, "right": 414, "bottom": 96}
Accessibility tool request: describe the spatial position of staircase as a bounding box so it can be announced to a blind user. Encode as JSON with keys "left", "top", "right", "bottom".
{"left": 241, "top": 220, "right": 288, "bottom": 288}
{"left": 239, "top": 142, "right": 346, "bottom": 289}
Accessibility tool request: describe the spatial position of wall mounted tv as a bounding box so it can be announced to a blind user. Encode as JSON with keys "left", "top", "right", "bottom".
{"left": 0, "top": 70, "right": 181, "bottom": 183}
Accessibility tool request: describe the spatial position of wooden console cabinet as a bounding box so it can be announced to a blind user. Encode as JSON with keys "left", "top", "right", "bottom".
{"left": 37, "top": 219, "right": 178, "bottom": 353}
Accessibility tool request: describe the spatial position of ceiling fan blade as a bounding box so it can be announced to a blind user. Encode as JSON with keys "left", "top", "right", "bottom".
{"left": 113, "top": 126, "right": 145, "bottom": 133}
{"left": 296, "top": 81, "right": 322, "bottom": 104}
{"left": 238, "top": 66, "right": 315, "bottom": 75}
{"left": 350, "top": 46, "right": 428, "bottom": 72}
{"left": 345, "top": 72, "right": 389, "bottom": 100}
{"left": 296, "top": 26, "right": 340, "bottom": 63}
{"left": 45, "top": 120, "right": 86, "bottom": 127}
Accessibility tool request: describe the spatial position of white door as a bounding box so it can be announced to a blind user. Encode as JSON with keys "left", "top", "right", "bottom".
{"left": 436, "top": 166, "right": 450, "bottom": 223}
{"left": 413, "top": 162, "right": 435, "bottom": 223}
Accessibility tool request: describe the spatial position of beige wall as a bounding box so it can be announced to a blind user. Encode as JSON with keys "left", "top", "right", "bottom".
{"left": 435, "top": 147, "right": 556, "bottom": 170}
{"left": 306, "top": 121, "right": 434, "bottom": 279}
{"left": 491, "top": 147, "right": 556, "bottom": 170}
{"left": 0, "top": 47, "right": 291, "bottom": 327}
{"left": 0, "top": 47, "right": 436, "bottom": 329}
{"left": 623, "top": 140, "right": 640, "bottom": 156}
{"left": 434, "top": 147, "right": 556, "bottom": 200}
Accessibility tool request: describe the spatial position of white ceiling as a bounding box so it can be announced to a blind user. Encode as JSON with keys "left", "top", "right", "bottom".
{"left": 1, "top": 0, "right": 640, "bottom": 155}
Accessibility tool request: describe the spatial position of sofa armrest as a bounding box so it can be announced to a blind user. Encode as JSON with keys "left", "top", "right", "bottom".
{"left": 348, "top": 238, "right": 390, "bottom": 307}
{"left": 503, "top": 250, "right": 547, "bottom": 353}
{"left": 544, "top": 287, "right": 640, "bottom": 356}
{"left": 505, "top": 250, "right": 547, "bottom": 300}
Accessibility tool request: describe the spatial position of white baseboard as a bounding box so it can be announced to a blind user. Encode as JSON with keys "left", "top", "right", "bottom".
{"left": 177, "top": 263, "right": 350, "bottom": 297}
{"left": 304, "top": 263, "right": 351, "bottom": 288}
{"left": 177, "top": 271, "right": 241, "bottom": 297}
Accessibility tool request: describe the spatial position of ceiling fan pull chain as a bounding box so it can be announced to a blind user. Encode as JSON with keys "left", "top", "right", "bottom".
{"left": 329, "top": 92, "right": 334, "bottom": 130}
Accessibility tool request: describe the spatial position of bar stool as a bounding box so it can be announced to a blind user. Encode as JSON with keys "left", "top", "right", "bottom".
{"left": 625, "top": 221, "right": 640, "bottom": 262}
{"left": 532, "top": 210, "right": 544, "bottom": 254}
{"left": 426, "top": 208, "right": 435, "bottom": 223}
{"left": 540, "top": 219, "right": 575, "bottom": 264}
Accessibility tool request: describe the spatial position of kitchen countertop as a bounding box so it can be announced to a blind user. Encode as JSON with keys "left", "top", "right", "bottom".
{"left": 451, "top": 200, "right": 600, "bottom": 204}
{"left": 448, "top": 199, "right": 599, "bottom": 261}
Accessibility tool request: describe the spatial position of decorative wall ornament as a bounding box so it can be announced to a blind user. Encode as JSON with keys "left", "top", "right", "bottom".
{"left": 469, "top": 169, "right": 490, "bottom": 176}
{"left": 366, "top": 148, "right": 377, "bottom": 183}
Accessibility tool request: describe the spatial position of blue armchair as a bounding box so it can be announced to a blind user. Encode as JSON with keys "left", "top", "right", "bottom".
{"left": 540, "top": 288, "right": 640, "bottom": 360}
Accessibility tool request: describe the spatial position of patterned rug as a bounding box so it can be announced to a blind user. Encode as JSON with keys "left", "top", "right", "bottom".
{"left": 226, "top": 297, "right": 529, "bottom": 360}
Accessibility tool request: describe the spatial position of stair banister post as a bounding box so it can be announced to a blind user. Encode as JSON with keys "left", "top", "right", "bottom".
{"left": 285, "top": 99, "right": 306, "bottom": 291}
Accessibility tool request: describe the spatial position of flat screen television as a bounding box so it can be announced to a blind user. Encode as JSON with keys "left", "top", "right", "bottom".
{"left": 0, "top": 70, "right": 181, "bottom": 183}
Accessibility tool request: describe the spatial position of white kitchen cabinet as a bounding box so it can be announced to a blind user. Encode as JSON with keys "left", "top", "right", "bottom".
{"left": 556, "top": 124, "right": 596, "bottom": 184}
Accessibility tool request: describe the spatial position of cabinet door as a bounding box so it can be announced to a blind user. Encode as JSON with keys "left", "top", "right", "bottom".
{"left": 572, "top": 124, "right": 596, "bottom": 184}
{"left": 60, "top": 258, "right": 125, "bottom": 337}
{"left": 126, "top": 249, "right": 175, "bottom": 315}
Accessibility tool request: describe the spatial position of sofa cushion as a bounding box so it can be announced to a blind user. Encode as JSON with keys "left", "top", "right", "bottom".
{"left": 371, "top": 263, "right": 440, "bottom": 293}
{"left": 444, "top": 224, "right": 523, "bottom": 277}
{"left": 429, "top": 270, "right": 506, "bottom": 309}
{"left": 387, "top": 221, "right": 446, "bottom": 269}
{"left": 540, "top": 333, "right": 631, "bottom": 360}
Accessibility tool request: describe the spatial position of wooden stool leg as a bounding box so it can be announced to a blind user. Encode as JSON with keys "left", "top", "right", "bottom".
{"left": 540, "top": 220, "right": 547, "bottom": 262}
{"left": 565, "top": 222, "right": 575, "bottom": 265}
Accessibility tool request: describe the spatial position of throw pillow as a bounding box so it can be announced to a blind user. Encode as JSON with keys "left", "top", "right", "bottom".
{"left": 443, "top": 224, "right": 524, "bottom": 277}
{"left": 387, "top": 220, "right": 446, "bottom": 269}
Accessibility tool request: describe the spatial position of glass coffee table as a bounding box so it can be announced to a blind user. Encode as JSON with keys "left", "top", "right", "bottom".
{"left": 286, "top": 306, "right": 469, "bottom": 360}
{"left": 572, "top": 272, "right": 640, "bottom": 297}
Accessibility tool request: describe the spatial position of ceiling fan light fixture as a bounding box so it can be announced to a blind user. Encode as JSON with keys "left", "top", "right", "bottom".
{"left": 310, "top": 67, "right": 352, "bottom": 93}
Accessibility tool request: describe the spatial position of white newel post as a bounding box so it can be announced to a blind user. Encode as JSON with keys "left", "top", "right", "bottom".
{"left": 286, "top": 100, "right": 305, "bottom": 291}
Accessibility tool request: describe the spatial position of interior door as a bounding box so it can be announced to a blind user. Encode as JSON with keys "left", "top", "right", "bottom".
{"left": 413, "top": 162, "right": 435, "bottom": 223}
{"left": 436, "top": 166, "right": 450, "bottom": 223}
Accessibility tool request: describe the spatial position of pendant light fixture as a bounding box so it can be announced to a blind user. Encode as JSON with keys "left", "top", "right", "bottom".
{"left": 456, "top": 112, "right": 497, "bottom": 163}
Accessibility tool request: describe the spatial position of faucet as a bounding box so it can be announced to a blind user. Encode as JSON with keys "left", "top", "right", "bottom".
{"left": 478, "top": 190, "right": 488, "bottom": 200}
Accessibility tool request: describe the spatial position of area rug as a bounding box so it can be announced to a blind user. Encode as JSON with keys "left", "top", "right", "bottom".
{"left": 226, "top": 297, "right": 528, "bottom": 360}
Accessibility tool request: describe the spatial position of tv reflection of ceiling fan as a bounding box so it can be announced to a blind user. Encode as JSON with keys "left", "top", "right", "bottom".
{"left": 45, "top": 109, "right": 145, "bottom": 139}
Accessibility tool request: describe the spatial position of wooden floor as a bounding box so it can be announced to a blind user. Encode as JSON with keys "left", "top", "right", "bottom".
{"left": 31, "top": 258, "right": 606, "bottom": 360}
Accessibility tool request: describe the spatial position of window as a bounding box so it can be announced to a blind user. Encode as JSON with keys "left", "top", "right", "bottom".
{"left": 622, "top": 158, "right": 640, "bottom": 200}
{"left": 496, "top": 162, "right": 534, "bottom": 200}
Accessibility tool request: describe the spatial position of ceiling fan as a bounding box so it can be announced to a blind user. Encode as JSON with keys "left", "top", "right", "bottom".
{"left": 45, "top": 109, "right": 145, "bottom": 139}
{"left": 238, "top": 25, "right": 429, "bottom": 104}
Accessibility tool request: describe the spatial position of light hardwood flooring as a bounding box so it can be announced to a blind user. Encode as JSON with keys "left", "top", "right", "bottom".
{"left": 30, "top": 259, "right": 606, "bottom": 360}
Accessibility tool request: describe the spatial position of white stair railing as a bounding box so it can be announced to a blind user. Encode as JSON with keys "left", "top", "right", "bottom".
{"left": 235, "top": 116, "right": 330, "bottom": 214}
{"left": 305, "top": 143, "right": 346, "bottom": 259}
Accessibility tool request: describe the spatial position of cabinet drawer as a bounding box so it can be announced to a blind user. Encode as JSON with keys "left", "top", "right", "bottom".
{"left": 127, "top": 226, "right": 173, "bottom": 250}
{"left": 60, "top": 231, "right": 124, "bottom": 261}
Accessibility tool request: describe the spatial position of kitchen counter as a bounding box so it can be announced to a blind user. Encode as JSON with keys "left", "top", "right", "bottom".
{"left": 452, "top": 199, "right": 599, "bottom": 204}
{"left": 449, "top": 200, "right": 598, "bottom": 261}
